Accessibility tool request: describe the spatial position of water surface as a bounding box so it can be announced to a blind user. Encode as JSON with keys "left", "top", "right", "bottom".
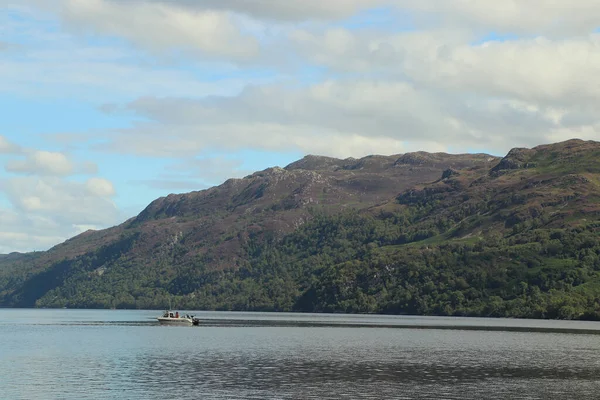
{"left": 1, "top": 309, "right": 599, "bottom": 399}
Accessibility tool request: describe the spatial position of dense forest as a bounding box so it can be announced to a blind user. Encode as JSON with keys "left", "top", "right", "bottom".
{"left": 29, "top": 210, "right": 600, "bottom": 320}
{"left": 2, "top": 139, "right": 600, "bottom": 320}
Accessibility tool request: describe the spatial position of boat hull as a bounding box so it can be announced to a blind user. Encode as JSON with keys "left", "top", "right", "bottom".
{"left": 157, "top": 317, "right": 193, "bottom": 325}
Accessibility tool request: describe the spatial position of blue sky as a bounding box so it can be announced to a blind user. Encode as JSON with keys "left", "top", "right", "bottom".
{"left": 1, "top": 0, "right": 599, "bottom": 252}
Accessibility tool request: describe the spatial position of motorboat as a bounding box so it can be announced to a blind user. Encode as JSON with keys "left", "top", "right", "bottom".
{"left": 157, "top": 310, "right": 199, "bottom": 325}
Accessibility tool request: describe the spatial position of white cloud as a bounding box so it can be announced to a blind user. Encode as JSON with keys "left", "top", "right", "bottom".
{"left": 290, "top": 27, "right": 600, "bottom": 105}
{"left": 0, "top": 204, "right": 114, "bottom": 253}
{"left": 4, "top": 149, "right": 100, "bottom": 177}
{"left": 94, "top": 80, "right": 459, "bottom": 157}
{"left": 166, "top": 156, "right": 249, "bottom": 183}
{"left": 0, "top": 137, "right": 116, "bottom": 251}
{"left": 0, "top": 1, "right": 283, "bottom": 103}
{"left": 6, "top": 151, "right": 76, "bottom": 176}
{"left": 93, "top": 68, "right": 600, "bottom": 159}
{"left": 72, "top": 224, "right": 101, "bottom": 233}
{"left": 0, "top": 45, "right": 265, "bottom": 100}
{"left": 290, "top": 28, "right": 470, "bottom": 74}
{"left": 6, "top": 0, "right": 598, "bottom": 160}
{"left": 85, "top": 177, "right": 115, "bottom": 197}
{"left": 0, "top": 208, "right": 67, "bottom": 253}
{"left": 0, "top": 135, "right": 21, "bottom": 154}
{"left": 145, "top": 0, "right": 392, "bottom": 21}
{"left": 130, "top": 156, "right": 252, "bottom": 191}
{"left": 80, "top": 161, "right": 99, "bottom": 175}
{"left": 399, "top": 0, "right": 600, "bottom": 36}
{"left": 57, "top": 0, "right": 259, "bottom": 60}
{"left": 4, "top": 0, "right": 600, "bottom": 254}
{"left": 405, "top": 36, "right": 600, "bottom": 106}
{"left": 45, "top": 0, "right": 600, "bottom": 34}
{"left": 281, "top": 27, "right": 600, "bottom": 152}
{"left": 85, "top": 0, "right": 600, "bottom": 34}
{"left": 545, "top": 124, "right": 600, "bottom": 144}
{"left": 0, "top": 176, "right": 120, "bottom": 251}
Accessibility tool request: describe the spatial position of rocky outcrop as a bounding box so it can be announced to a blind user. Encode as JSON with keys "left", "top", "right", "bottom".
{"left": 490, "top": 148, "right": 536, "bottom": 175}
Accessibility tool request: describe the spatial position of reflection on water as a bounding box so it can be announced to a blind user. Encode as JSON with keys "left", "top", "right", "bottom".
{"left": 1, "top": 310, "right": 600, "bottom": 399}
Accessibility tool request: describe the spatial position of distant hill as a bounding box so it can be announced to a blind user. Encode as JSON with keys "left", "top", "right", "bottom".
{"left": 2, "top": 139, "right": 600, "bottom": 320}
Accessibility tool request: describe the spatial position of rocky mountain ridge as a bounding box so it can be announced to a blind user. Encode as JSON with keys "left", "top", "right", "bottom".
{"left": 1, "top": 139, "right": 600, "bottom": 319}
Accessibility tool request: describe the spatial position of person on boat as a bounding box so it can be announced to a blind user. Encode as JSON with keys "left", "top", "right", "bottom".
{"left": 175, "top": 311, "right": 179, "bottom": 318}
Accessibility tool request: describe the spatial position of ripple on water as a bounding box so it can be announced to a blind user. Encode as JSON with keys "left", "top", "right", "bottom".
{"left": 1, "top": 310, "right": 600, "bottom": 399}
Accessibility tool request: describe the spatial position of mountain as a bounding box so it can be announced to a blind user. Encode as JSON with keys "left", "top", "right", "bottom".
{"left": 1, "top": 139, "right": 600, "bottom": 319}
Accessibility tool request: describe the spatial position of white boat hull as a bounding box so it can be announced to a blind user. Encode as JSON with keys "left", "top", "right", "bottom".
{"left": 157, "top": 311, "right": 200, "bottom": 325}
{"left": 157, "top": 317, "right": 193, "bottom": 325}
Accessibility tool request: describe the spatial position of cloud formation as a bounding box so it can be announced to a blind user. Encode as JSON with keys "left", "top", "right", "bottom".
{"left": 0, "top": 135, "right": 21, "bottom": 154}
{"left": 58, "top": 0, "right": 259, "bottom": 60}
{"left": 1, "top": 175, "right": 120, "bottom": 251}
{"left": 5, "top": 151, "right": 99, "bottom": 176}
{"left": 129, "top": 156, "right": 250, "bottom": 192}
{"left": 399, "top": 0, "right": 600, "bottom": 36}
{"left": 7, "top": 1, "right": 600, "bottom": 160}
{"left": 0, "top": 138, "right": 115, "bottom": 251}
{"left": 96, "top": 76, "right": 563, "bottom": 158}
{"left": 6, "top": 151, "right": 75, "bottom": 176}
{"left": 150, "top": 0, "right": 391, "bottom": 21}
{"left": 0, "top": 208, "right": 68, "bottom": 254}
{"left": 85, "top": 177, "right": 115, "bottom": 197}
{"left": 78, "top": 0, "right": 600, "bottom": 33}
{"left": 2, "top": 0, "right": 600, "bottom": 253}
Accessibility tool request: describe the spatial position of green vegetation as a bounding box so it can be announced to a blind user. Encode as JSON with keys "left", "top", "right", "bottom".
{"left": 18, "top": 209, "right": 600, "bottom": 321}
{"left": 1, "top": 139, "right": 600, "bottom": 320}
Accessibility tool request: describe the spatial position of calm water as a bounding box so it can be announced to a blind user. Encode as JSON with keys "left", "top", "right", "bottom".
{"left": 1, "top": 310, "right": 600, "bottom": 399}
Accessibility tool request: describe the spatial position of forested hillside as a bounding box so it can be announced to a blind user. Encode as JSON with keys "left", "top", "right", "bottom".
{"left": 2, "top": 139, "right": 600, "bottom": 320}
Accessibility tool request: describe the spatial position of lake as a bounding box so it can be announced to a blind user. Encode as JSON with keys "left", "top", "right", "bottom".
{"left": 1, "top": 309, "right": 600, "bottom": 399}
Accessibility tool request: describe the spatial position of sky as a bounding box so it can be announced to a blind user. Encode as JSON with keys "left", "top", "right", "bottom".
{"left": 1, "top": 0, "right": 600, "bottom": 253}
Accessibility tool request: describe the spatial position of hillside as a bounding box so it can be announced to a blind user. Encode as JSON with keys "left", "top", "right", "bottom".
{"left": 2, "top": 139, "right": 600, "bottom": 319}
